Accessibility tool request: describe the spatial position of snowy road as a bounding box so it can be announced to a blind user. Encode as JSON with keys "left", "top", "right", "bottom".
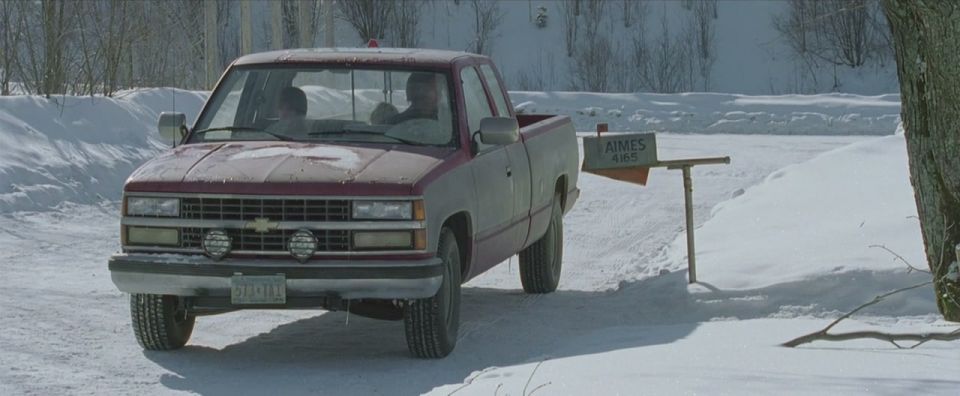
{"left": 2, "top": 134, "right": 956, "bottom": 395}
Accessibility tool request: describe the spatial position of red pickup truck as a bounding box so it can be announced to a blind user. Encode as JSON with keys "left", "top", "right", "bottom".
{"left": 109, "top": 48, "right": 580, "bottom": 358}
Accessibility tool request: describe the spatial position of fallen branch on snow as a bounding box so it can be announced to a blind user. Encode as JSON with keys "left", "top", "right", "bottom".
{"left": 782, "top": 281, "right": 960, "bottom": 348}
{"left": 782, "top": 328, "right": 960, "bottom": 348}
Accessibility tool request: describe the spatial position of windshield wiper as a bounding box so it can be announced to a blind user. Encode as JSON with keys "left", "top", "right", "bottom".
{"left": 309, "top": 128, "right": 423, "bottom": 146}
{"left": 192, "top": 126, "right": 297, "bottom": 142}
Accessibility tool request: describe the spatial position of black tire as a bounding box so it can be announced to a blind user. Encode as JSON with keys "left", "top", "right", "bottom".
{"left": 130, "top": 294, "right": 195, "bottom": 351}
{"left": 404, "top": 227, "right": 461, "bottom": 358}
{"left": 519, "top": 192, "right": 564, "bottom": 293}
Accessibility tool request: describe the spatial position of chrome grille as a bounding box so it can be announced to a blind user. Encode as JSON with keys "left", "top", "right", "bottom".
{"left": 180, "top": 197, "right": 350, "bottom": 221}
{"left": 182, "top": 228, "right": 350, "bottom": 252}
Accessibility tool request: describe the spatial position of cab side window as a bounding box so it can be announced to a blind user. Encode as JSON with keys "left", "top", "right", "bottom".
{"left": 461, "top": 67, "right": 494, "bottom": 151}
{"left": 480, "top": 65, "right": 511, "bottom": 117}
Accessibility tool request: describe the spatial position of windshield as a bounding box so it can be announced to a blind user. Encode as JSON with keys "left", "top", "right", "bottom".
{"left": 188, "top": 67, "right": 457, "bottom": 147}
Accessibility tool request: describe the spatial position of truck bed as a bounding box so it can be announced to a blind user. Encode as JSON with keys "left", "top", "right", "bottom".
{"left": 514, "top": 113, "right": 580, "bottom": 248}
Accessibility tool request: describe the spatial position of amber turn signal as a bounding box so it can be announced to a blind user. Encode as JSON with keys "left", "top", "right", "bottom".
{"left": 413, "top": 200, "right": 426, "bottom": 221}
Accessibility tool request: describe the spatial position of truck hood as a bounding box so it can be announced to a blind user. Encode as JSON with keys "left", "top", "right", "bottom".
{"left": 125, "top": 141, "right": 456, "bottom": 195}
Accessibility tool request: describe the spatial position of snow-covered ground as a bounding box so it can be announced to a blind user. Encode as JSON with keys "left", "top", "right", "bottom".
{"left": 1, "top": 90, "right": 957, "bottom": 395}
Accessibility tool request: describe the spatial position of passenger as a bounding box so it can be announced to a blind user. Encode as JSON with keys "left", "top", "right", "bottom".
{"left": 370, "top": 102, "right": 399, "bottom": 124}
{"left": 268, "top": 86, "right": 309, "bottom": 135}
{"left": 389, "top": 73, "right": 439, "bottom": 124}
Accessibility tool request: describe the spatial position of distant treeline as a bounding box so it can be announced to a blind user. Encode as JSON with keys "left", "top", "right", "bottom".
{"left": 0, "top": 0, "right": 893, "bottom": 97}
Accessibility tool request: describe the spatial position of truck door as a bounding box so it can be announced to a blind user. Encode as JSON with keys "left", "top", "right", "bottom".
{"left": 480, "top": 64, "right": 532, "bottom": 249}
{"left": 461, "top": 67, "right": 516, "bottom": 272}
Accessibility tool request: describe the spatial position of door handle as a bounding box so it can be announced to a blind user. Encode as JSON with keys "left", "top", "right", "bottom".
{"left": 506, "top": 166, "right": 512, "bottom": 177}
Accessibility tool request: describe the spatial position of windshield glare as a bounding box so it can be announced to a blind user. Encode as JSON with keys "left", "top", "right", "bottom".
{"left": 189, "top": 67, "right": 457, "bottom": 147}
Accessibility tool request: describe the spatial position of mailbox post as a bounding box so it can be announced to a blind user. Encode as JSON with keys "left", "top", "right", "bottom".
{"left": 582, "top": 126, "right": 730, "bottom": 284}
{"left": 661, "top": 158, "right": 730, "bottom": 283}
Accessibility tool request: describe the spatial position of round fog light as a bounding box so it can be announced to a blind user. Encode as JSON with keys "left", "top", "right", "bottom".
{"left": 202, "top": 229, "right": 232, "bottom": 260}
{"left": 289, "top": 229, "right": 317, "bottom": 263}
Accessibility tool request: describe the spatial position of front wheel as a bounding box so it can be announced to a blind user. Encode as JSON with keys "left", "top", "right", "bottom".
{"left": 130, "top": 294, "right": 195, "bottom": 351}
{"left": 404, "top": 227, "right": 461, "bottom": 358}
{"left": 519, "top": 192, "right": 564, "bottom": 293}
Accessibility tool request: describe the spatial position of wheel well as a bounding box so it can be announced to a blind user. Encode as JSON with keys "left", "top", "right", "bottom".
{"left": 555, "top": 175, "right": 568, "bottom": 209}
{"left": 442, "top": 212, "right": 472, "bottom": 280}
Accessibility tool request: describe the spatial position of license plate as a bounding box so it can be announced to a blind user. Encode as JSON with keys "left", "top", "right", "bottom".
{"left": 231, "top": 274, "right": 286, "bottom": 305}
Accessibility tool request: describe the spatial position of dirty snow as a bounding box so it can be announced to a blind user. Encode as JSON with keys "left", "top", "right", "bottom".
{"left": 229, "top": 145, "right": 362, "bottom": 168}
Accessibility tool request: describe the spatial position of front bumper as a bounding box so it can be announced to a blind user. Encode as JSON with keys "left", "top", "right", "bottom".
{"left": 109, "top": 253, "right": 443, "bottom": 300}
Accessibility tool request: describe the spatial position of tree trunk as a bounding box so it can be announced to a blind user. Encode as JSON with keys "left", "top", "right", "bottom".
{"left": 882, "top": 0, "right": 960, "bottom": 322}
{"left": 204, "top": 0, "right": 218, "bottom": 89}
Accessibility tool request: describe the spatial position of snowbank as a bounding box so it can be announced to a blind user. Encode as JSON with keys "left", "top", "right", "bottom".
{"left": 511, "top": 91, "right": 901, "bottom": 136}
{"left": 0, "top": 89, "right": 206, "bottom": 213}
{"left": 433, "top": 131, "right": 953, "bottom": 396}
{"left": 657, "top": 132, "right": 925, "bottom": 293}
{"left": 1, "top": 88, "right": 901, "bottom": 214}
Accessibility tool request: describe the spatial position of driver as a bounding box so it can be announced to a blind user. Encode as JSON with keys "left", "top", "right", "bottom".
{"left": 389, "top": 73, "right": 439, "bottom": 124}
{"left": 268, "top": 86, "right": 309, "bottom": 135}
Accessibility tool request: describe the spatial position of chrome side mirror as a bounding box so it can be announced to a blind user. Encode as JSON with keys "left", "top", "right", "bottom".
{"left": 478, "top": 117, "right": 519, "bottom": 146}
{"left": 158, "top": 112, "right": 187, "bottom": 146}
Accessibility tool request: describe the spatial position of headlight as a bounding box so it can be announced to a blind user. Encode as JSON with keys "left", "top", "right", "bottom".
{"left": 126, "top": 197, "right": 180, "bottom": 217}
{"left": 353, "top": 201, "right": 418, "bottom": 220}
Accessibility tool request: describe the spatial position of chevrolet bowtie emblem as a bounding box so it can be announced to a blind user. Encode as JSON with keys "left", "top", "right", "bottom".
{"left": 247, "top": 217, "right": 279, "bottom": 233}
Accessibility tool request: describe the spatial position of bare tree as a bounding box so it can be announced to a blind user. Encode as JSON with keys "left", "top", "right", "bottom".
{"left": 2, "top": 0, "right": 246, "bottom": 95}
{"left": 12, "top": 0, "right": 73, "bottom": 96}
{"left": 571, "top": 35, "right": 614, "bottom": 92}
{"left": 338, "top": 0, "right": 395, "bottom": 43}
{"left": 882, "top": 0, "right": 960, "bottom": 322}
{"left": 281, "top": 0, "right": 299, "bottom": 48}
{"left": 0, "top": 0, "right": 21, "bottom": 95}
{"left": 467, "top": 0, "right": 503, "bottom": 56}
{"left": 559, "top": 0, "right": 578, "bottom": 57}
{"left": 774, "top": 0, "right": 891, "bottom": 69}
{"left": 280, "top": 0, "right": 322, "bottom": 48}
{"left": 620, "top": 0, "right": 646, "bottom": 28}
{"left": 515, "top": 50, "right": 555, "bottom": 92}
{"left": 580, "top": 0, "right": 606, "bottom": 39}
{"left": 387, "top": 0, "right": 424, "bottom": 48}
{"left": 515, "top": 69, "right": 544, "bottom": 92}
{"left": 567, "top": 0, "right": 617, "bottom": 92}
{"left": 217, "top": 0, "right": 240, "bottom": 67}
{"left": 823, "top": 0, "right": 882, "bottom": 67}
{"left": 151, "top": 0, "right": 206, "bottom": 89}
{"left": 608, "top": 42, "right": 633, "bottom": 92}
{"left": 634, "top": 12, "right": 694, "bottom": 93}
{"left": 96, "top": 0, "right": 134, "bottom": 95}
{"left": 687, "top": 0, "right": 716, "bottom": 91}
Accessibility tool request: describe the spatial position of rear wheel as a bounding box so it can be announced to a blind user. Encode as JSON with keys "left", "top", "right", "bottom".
{"left": 404, "top": 227, "right": 461, "bottom": 358}
{"left": 519, "top": 192, "right": 564, "bottom": 293}
{"left": 130, "top": 294, "right": 195, "bottom": 351}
